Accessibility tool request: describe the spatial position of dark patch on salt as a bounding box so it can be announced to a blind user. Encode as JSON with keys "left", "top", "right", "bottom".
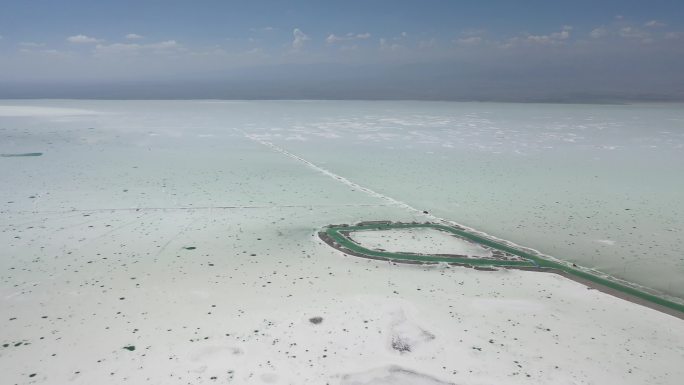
{"left": 391, "top": 336, "right": 412, "bottom": 353}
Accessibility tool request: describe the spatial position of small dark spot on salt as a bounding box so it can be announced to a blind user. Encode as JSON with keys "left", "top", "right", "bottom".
{"left": 123, "top": 345, "right": 135, "bottom": 351}
{"left": 309, "top": 317, "right": 323, "bottom": 325}
{"left": 391, "top": 336, "right": 412, "bottom": 353}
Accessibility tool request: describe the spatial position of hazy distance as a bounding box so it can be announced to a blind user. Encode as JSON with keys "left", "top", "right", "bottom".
{"left": 1, "top": 0, "right": 682, "bottom": 101}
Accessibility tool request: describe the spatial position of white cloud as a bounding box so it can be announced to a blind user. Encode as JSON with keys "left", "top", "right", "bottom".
{"left": 591, "top": 22, "right": 663, "bottom": 41}
{"left": 555, "top": 26, "right": 573, "bottom": 39}
{"left": 616, "top": 26, "right": 654, "bottom": 44}
{"left": 325, "top": 34, "right": 343, "bottom": 44}
{"left": 456, "top": 36, "right": 482, "bottom": 45}
{"left": 526, "top": 26, "right": 572, "bottom": 44}
{"left": 339, "top": 45, "right": 359, "bottom": 52}
{"left": 125, "top": 33, "right": 143, "bottom": 40}
{"left": 590, "top": 27, "right": 608, "bottom": 39}
{"left": 326, "top": 32, "right": 371, "bottom": 44}
{"left": 94, "top": 43, "right": 141, "bottom": 54}
{"left": 292, "top": 28, "right": 310, "bottom": 50}
{"left": 456, "top": 30, "right": 487, "bottom": 46}
{"left": 18, "top": 48, "right": 72, "bottom": 58}
{"left": 619, "top": 27, "right": 649, "bottom": 39}
{"left": 67, "top": 34, "right": 103, "bottom": 44}
{"left": 498, "top": 26, "right": 573, "bottom": 49}
{"left": 379, "top": 38, "right": 401, "bottom": 51}
{"left": 525, "top": 35, "right": 549, "bottom": 43}
{"left": 244, "top": 47, "right": 265, "bottom": 55}
{"left": 149, "top": 40, "right": 179, "bottom": 49}
{"left": 94, "top": 40, "right": 181, "bottom": 55}
{"left": 250, "top": 26, "right": 275, "bottom": 32}
{"left": 644, "top": 20, "right": 666, "bottom": 28}
{"left": 19, "top": 42, "right": 45, "bottom": 48}
{"left": 418, "top": 38, "right": 437, "bottom": 49}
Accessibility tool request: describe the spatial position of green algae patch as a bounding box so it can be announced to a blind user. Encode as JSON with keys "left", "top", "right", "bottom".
{"left": 1, "top": 152, "right": 43, "bottom": 157}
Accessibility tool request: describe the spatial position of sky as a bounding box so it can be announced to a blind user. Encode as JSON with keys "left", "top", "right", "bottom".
{"left": 0, "top": 0, "right": 683, "bottom": 100}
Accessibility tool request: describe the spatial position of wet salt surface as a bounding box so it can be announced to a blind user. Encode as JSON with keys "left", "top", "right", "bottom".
{"left": 348, "top": 228, "right": 492, "bottom": 258}
{"left": 0, "top": 100, "right": 683, "bottom": 384}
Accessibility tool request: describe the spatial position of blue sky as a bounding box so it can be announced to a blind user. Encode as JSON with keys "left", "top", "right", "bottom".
{"left": 1, "top": 1, "right": 683, "bottom": 100}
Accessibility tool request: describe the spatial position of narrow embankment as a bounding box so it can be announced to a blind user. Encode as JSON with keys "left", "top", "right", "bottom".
{"left": 321, "top": 222, "right": 684, "bottom": 319}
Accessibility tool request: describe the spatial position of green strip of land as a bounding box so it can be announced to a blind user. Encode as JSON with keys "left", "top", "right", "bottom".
{"left": 323, "top": 222, "right": 684, "bottom": 315}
